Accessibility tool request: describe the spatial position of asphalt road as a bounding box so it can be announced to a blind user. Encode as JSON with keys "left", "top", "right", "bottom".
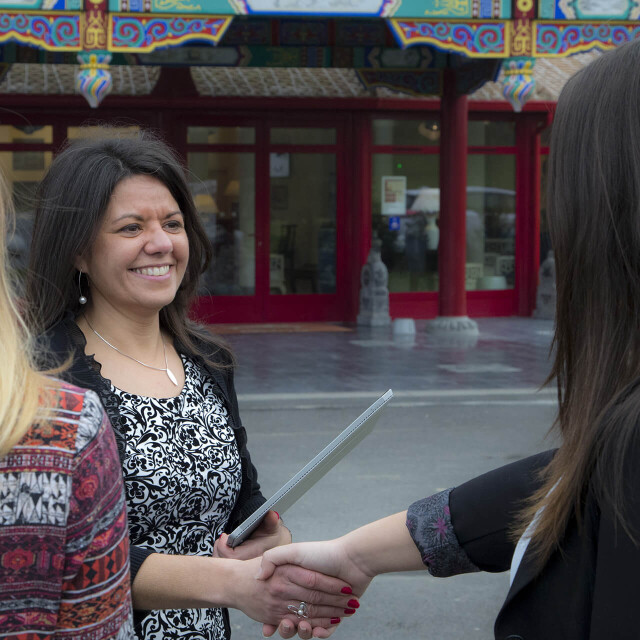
{"left": 228, "top": 389, "right": 559, "bottom": 640}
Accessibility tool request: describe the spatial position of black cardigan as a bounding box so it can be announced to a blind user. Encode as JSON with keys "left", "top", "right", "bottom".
{"left": 40, "top": 315, "right": 266, "bottom": 637}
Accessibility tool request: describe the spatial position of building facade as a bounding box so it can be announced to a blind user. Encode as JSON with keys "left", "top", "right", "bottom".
{"left": 1, "top": 1, "right": 638, "bottom": 323}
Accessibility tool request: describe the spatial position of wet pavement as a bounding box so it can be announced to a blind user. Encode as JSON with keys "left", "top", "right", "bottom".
{"left": 227, "top": 317, "right": 556, "bottom": 400}
{"left": 223, "top": 317, "right": 560, "bottom": 640}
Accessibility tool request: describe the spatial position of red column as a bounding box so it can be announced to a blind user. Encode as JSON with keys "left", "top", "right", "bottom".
{"left": 438, "top": 69, "right": 468, "bottom": 318}
{"left": 515, "top": 115, "right": 541, "bottom": 316}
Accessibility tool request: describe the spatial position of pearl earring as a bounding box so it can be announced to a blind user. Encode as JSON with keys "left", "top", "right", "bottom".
{"left": 78, "top": 271, "right": 87, "bottom": 305}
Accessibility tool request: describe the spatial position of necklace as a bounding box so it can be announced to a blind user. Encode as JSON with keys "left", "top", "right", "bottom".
{"left": 84, "top": 317, "right": 179, "bottom": 386}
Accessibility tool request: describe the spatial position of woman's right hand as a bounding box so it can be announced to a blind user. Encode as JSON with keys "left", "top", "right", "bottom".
{"left": 257, "top": 539, "right": 374, "bottom": 639}
{"left": 228, "top": 555, "right": 359, "bottom": 629}
{"left": 257, "top": 539, "right": 374, "bottom": 600}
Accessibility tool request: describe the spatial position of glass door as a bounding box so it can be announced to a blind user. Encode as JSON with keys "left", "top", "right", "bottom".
{"left": 186, "top": 125, "right": 261, "bottom": 322}
{"left": 186, "top": 119, "right": 347, "bottom": 323}
{"left": 264, "top": 124, "right": 345, "bottom": 322}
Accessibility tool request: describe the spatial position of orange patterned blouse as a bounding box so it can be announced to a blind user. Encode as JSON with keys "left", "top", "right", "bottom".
{"left": 0, "top": 381, "right": 134, "bottom": 639}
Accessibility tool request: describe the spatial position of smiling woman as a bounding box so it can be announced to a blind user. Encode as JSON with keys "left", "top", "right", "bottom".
{"left": 24, "top": 130, "right": 357, "bottom": 640}
{"left": 75, "top": 174, "right": 190, "bottom": 390}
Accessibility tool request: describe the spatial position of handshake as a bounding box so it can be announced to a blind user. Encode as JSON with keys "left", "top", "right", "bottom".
{"left": 224, "top": 536, "right": 373, "bottom": 640}
{"left": 211, "top": 510, "right": 416, "bottom": 639}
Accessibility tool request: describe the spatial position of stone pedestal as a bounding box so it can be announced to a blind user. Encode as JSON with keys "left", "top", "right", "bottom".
{"left": 357, "top": 238, "right": 391, "bottom": 327}
{"left": 534, "top": 250, "right": 556, "bottom": 320}
{"left": 426, "top": 315, "right": 479, "bottom": 348}
{"left": 427, "top": 315, "right": 479, "bottom": 335}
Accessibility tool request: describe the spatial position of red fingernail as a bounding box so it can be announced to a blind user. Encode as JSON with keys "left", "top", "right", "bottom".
{"left": 340, "top": 587, "right": 352, "bottom": 594}
{"left": 344, "top": 608, "right": 356, "bottom": 615}
{"left": 330, "top": 618, "right": 341, "bottom": 624}
{"left": 274, "top": 511, "right": 280, "bottom": 519}
{"left": 347, "top": 599, "right": 359, "bottom": 609}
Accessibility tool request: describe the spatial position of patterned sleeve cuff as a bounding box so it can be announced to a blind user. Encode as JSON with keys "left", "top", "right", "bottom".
{"left": 406, "top": 489, "right": 480, "bottom": 578}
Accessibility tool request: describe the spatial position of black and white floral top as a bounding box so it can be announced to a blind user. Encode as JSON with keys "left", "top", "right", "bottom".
{"left": 112, "top": 354, "right": 242, "bottom": 640}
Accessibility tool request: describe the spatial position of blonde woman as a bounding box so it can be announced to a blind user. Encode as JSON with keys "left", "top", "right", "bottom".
{"left": 0, "top": 171, "right": 134, "bottom": 639}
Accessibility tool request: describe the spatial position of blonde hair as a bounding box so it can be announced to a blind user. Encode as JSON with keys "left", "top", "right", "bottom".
{"left": 0, "top": 170, "right": 52, "bottom": 456}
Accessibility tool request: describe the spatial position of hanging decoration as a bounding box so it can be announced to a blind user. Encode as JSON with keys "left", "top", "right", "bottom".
{"left": 75, "top": 0, "right": 112, "bottom": 107}
{"left": 501, "top": 57, "right": 535, "bottom": 112}
{"left": 76, "top": 50, "right": 113, "bottom": 107}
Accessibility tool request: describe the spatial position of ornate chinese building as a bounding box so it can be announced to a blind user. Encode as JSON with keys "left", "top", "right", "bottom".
{"left": 0, "top": 1, "right": 638, "bottom": 324}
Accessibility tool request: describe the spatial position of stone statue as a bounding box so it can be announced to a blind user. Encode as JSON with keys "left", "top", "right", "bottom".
{"left": 357, "top": 236, "right": 391, "bottom": 327}
{"left": 534, "top": 250, "right": 556, "bottom": 320}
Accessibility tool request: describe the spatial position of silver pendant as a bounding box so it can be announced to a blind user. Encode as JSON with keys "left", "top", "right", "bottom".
{"left": 166, "top": 368, "right": 178, "bottom": 386}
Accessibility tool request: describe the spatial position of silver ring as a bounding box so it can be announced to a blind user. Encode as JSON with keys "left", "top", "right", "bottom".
{"left": 287, "top": 601, "right": 309, "bottom": 619}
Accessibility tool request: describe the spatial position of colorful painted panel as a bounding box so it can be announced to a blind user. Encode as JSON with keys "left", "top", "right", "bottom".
{"left": 0, "top": 12, "right": 81, "bottom": 50}
{"left": 389, "top": 20, "right": 508, "bottom": 58}
{"left": 225, "top": 0, "right": 400, "bottom": 14}
{"left": 536, "top": 21, "right": 640, "bottom": 56}
{"left": 108, "top": 14, "right": 232, "bottom": 51}
{"left": 539, "top": 0, "right": 640, "bottom": 20}
{"left": 107, "top": 0, "right": 396, "bottom": 14}
{"left": 234, "top": 0, "right": 510, "bottom": 18}
{"left": 107, "top": 0, "right": 510, "bottom": 17}
{"left": 0, "top": 0, "right": 80, "bottom": 9}
{"left": 406, "top": 0, "right": 510, "bottom": 18}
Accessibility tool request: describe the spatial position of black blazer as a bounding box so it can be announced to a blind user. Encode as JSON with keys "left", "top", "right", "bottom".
{"left": 449, "top": 449, "right": 640, "bottom": 639}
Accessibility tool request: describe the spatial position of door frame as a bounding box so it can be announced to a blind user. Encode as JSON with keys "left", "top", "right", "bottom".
{"left": 184, "top": 112, "right": 351, "bottom": 323}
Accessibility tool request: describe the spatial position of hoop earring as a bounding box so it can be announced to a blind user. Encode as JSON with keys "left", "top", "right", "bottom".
{"left": 78, "top": 271, "right": 87, "bottom": 305}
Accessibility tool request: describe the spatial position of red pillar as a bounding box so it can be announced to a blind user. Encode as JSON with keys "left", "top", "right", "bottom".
{"left": 515, "top": 115, "right": 542, "bottom": 316}
{"left": 438, "top": 69, "right": 468, "bottom": 318}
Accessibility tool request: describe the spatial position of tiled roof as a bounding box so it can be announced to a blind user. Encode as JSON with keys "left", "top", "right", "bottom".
{"left": 0, "top": 51, "right": 602, "bottom": 102}
{"left": 0, "top": 64, "right": 160, "bottom": 95}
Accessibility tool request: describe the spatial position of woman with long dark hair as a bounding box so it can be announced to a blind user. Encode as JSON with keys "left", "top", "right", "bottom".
{"left": 25, "top": 131, "right": 355, "bottom": 640}
{"left": 259, "top": 38, "right": 640, "bottom": 640}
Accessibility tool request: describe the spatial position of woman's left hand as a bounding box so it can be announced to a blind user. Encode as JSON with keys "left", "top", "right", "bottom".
{"left": 213, "top": 511, "right": 292, "bottom": 560}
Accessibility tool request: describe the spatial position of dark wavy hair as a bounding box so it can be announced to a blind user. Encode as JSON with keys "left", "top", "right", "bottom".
{"left": 25, "top": 129, "right": 231, "bottom": 365}
{"left": 519, "top": 39, "right": 640, "bottom": 565}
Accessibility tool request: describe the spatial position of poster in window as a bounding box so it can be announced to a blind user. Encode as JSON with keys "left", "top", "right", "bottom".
{"left": 381, "top": 175, "right": 406, "bottom": 216}
{"left": 270, "top": 153, "right": 290, "bottom": 178}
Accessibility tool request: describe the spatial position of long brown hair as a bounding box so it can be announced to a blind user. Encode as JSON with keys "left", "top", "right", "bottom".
{"left": 522, "top": 39, "right": 640, "bottom": 564}
{"left": 25, "top": 129, "right": 232, "bottom": 366}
